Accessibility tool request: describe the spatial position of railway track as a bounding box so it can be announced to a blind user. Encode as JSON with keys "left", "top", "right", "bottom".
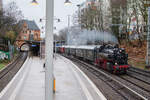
{"left": 65, "top": 56, "right": 149, "bottom": 100}
{"left": 129, "top": 67, "right": 150, "bottom": 77}
{"left": 128, "top": 67, "right": 150, "bottom": 83}
{"left": 0, "top": 52, "right": 27, "bottom": 92}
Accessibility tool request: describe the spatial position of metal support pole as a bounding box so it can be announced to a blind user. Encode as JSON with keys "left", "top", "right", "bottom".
{"left": 55, "top": 41, "right": 57, "bottom": 54}
{"left": 79, "top": 6, "right": 81, "bottom": 29}
{"left": 67, "top": 15, "right": 70, "bottom": 45}
{"left": 45, "top": 0, "right": 54, "bottom": 100}
{"left": 77, "top": 5, "right": 81, "bottom": 29}
{"left": 40, "top": 41, "right": 41, "bottom": 59}
{"left": 146, "top": 7, "right": 150, "bottom": 67}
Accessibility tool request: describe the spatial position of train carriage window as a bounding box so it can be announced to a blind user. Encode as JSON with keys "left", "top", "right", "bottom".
{"left": 87, "top": 50, "right": 93, "bottom": 57}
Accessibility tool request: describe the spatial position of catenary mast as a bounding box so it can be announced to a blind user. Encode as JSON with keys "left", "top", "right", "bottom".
{"left": 0, "top": 0, "right": 2, "bottom": 11}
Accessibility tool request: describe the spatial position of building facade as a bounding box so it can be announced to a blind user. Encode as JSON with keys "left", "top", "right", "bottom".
{"left": 16, "top": 20, "right": 41, "bottom": 48}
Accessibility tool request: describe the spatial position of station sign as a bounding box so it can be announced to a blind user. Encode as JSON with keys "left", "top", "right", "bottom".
{"left": 56, "top": 44, "right": 60, "bottom": 46}
{"left": 31, "top": 44, "right": 37, "bottom": 47}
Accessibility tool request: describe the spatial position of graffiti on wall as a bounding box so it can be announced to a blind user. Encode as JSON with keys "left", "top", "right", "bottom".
{"left": 0, "top": 51, "right": 9, "bottom": 60}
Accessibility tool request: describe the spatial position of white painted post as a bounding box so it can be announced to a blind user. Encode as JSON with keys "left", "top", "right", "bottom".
{"left": 45, "top": 0, "right": 54, "bottom": 100}
{"left": 40, "top": 41, "right": 41, "bottom": 59}
{"left": 146, "top": 7, "right": 150, "bottom": 66}
{"left": 55, "top": 41, "right": 57, "bottom": 54}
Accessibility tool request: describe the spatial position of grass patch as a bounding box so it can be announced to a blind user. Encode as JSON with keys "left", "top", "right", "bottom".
{"left": 0, "top": 63, "right": 5, "bottom": 70}
{"left": 0, "top": 59, "right": 10, "bottom": 71}
{"left": 0, "top": 51, "right": 19, "bottom": 71}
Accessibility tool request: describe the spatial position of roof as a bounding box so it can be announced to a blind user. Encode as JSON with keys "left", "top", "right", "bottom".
{"left": 20, "top": 20, "right": 40, "bottom": 30}
{"left": 63, "top": 45, "right": 101, "bottom": 50}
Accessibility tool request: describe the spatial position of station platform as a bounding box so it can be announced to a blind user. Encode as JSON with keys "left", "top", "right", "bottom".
{"left": 54, "top": 55, "right": 106, "bottom": 100}
{"left": 0, "top": 54, "right": 106, "bottom": 100}
{"left": 0, "top": 57, "right": 45, "bottom": 100}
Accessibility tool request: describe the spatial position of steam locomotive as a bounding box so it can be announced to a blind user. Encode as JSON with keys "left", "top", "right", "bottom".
{"left": 57, "top": 44, "right": 129, "bottom": 74}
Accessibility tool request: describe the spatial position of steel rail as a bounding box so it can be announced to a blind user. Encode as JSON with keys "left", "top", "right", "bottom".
{"left": 69, "top": 56, "right": 148, "bottom": 100}
{"left": 0, "top": 53, "right": 27, "bottom": 79}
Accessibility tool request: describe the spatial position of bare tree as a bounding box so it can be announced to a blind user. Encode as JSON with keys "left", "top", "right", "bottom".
{"left": 4, "top": 2, "right": 23, "bottom": 22}
{"left": 0, "top": 1, "right": 24, "bottom": 44}
{"left": 58, "top": 28, "right": 68, "bottom": 43}
{"left": 126, "top": 0, "right": 146, "bottom": 46}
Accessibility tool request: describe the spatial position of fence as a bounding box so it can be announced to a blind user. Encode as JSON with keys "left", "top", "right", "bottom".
{"left": 0, "top": 39, "right": 16, "bottom": 60}
{"left": 0, "top": 39, "right": 9, "bottom": 52}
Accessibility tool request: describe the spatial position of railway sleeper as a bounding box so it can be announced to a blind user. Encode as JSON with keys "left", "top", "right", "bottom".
{"left": 117, "top": 87, "right": 125, "bottom": 91}
{"left": 104, "top": 79, "right": 113, "bottom": 82}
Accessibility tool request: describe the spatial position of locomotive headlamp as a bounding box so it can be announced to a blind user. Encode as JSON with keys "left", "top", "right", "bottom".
{"left": 115, "top": 63, "right": 118, "bottom": 65}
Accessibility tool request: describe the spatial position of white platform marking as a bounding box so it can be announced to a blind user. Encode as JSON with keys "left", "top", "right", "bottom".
{"left": 70, "top": 61, "right": 94, "bottom": 100}
{"left": 8, "top": 58, "right": 32, "bottom": 100}
{"left": 61, "top": 55, "right": 107, "bottom": 100}
{"left": 0, "top": 57, "right": 30, "bottom": 100}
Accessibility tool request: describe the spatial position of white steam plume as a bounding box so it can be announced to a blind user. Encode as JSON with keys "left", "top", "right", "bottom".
{"left": 67, "top": 27, "right": 118, "bottom": 45}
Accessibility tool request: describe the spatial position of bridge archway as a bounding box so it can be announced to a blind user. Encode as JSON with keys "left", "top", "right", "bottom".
{"left": 20, "top": 43, "right": 30, "bottom": 52}
{"left": 17, "top": 40, "right": 41, "bottom": 56}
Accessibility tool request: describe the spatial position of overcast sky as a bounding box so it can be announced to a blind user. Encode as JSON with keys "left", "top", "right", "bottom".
{"left": 3, "top": 0, "right": 85, "bottom": 37}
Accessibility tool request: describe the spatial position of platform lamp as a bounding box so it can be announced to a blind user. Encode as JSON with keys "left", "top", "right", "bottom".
{"left": 31, "top": 0, "right": 38, "bottom": 5}
{"left": 64, "top": 0, "right": 72, "bottom": 5}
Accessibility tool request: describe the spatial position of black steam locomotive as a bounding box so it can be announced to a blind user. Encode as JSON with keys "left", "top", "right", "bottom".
{"left": 57, "top": 44, "right": 129, "bottom": 74}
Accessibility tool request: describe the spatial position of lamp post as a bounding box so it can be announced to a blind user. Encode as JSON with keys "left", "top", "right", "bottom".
{"left": 32, "top": 0, "right": 54, "bottom": 99}
{"left": 77, "top": 4, "right": 81, "bottom": 29}
{"left": 32, "top": 0, "right": 71, "bottom": 100}
{"left": 67, "top": 15, "right": 71, "bottom": 45}
{"left": 64, "top": 0, "right": 72, "bottom": 45}
{"left": 45, "top": 0, "right": 54, "bottom": 100}
{"left": 144, "top": 0, "right": 150, "bottom": 68}
{"left": 146, "top": 7, "right": 150, "bottom": 67}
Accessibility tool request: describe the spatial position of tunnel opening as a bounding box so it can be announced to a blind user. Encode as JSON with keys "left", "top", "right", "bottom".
{"left": 30, "top": 44, "right": 40, "bottom": 56}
